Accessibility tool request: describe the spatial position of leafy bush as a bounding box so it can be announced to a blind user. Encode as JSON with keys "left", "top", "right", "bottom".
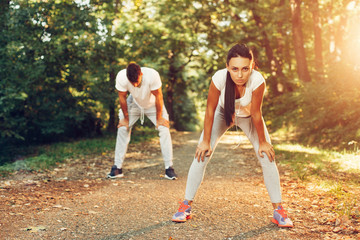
{"left": 268, "top": 63, "right": 360, "bottom": 150}
{"left": 0, "top": 126, "right": 157, "bottom": 175}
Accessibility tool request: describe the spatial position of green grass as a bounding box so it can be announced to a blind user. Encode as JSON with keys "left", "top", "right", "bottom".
{"left": 276, "top": 143, "right": 360, "bottom": 181}
{"left": 0, "top": 126, "right": 157, "bottom": 176}
{"left": 275, "top": 143, "right": 360, "bottom": 217}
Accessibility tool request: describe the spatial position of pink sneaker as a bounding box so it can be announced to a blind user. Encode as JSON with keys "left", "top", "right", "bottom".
{"left": 271, "top": 205, "right": 294, "bottom": 228}
{"left": 172, "top": 200, "right": 191, "bottom": 223}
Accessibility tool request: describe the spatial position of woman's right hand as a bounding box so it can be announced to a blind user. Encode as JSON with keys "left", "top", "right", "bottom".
{"left": 195, "top": 140, "right": 212, "bottom": 162}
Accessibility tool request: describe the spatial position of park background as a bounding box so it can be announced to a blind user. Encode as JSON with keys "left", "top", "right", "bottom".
{"left": 1, "top": 0, "right": 360, "bottom": 175}
{"left": 1, "top": 1, "right": 360, "bottom": 239}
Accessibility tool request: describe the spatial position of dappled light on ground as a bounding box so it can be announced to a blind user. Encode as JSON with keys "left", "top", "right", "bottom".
{"left": 0, "top": 132, "right": 359, "bottom": 239}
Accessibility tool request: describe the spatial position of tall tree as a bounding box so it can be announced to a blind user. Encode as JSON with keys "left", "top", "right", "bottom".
{"left": 88, "top": 0, "right": 125, "bottom": 132}
{"left": 309, "top": 0, "right": 324, "bottom": 80}
{"left": 1, "top": 0, "right": 99, "bottom": 144}
{"left": 156, "top": 0, "right": 198, "bottom": 126}
{"left": 290, "top": 0, "right": 311, "bottom": 82}
{"left": 248, "top": 0, "right": 288, "bottom": 96}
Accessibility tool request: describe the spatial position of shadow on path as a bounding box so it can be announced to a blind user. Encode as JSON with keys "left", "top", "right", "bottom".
{"left": 101, "top": 221, "right": 173, "bottom": 240}
{"left": 101, "top": 222, "right": 280, "bottom": 240}
{"left": 224, "top": 223, "right": 280, "bottom": 239}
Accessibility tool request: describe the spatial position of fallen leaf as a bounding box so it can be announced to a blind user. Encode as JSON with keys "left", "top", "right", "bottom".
{"left": 23, "top": 226, "right": 46, "bottom": 232}
{"left": 335, "top": 218, "right": 341, "bottom": 226}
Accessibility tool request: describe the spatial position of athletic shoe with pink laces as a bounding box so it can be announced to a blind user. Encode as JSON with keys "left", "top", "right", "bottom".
{"left": 272, "top": 205, "right": 294, "bottom": 227}
{"left": 172, "top": 200, "right": 191, "bottom": 222}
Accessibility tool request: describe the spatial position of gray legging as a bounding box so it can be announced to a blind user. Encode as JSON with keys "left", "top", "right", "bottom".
{"left": 185, "top": 106, "right": 282, "bottom": 203}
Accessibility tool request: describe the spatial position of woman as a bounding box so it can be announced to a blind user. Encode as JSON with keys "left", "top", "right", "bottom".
{"left": 171, "top": 43, "right": 293, "bottom": 228}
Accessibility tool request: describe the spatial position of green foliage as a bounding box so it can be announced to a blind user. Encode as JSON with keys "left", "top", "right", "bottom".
{"left": 1, "top": 0, "right": 360, "bottom": 166}
{"left": 276, "top": 143, "right": 360, "bottom": 181}
{"left": 1, "top": 0, "right": 100, "bottom": 161}
{"left": 277, "top": 141, "right": 360, "bottom": 218}
{"left": 285, "top": 64, "right": 360, "bottom": 149}
{"left": 331, "top": 184, "right": 358, "bottom": 218}
{"left": 277, "top": 144, "right": 334, "bottom": 181}
{"left": 0, "top": 127, "right": 157, "bottom": 176}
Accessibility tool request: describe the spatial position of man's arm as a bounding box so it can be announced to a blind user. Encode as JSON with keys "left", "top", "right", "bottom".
{"left": 151, "top": 88, "right": 169, "bottom": 128}
{"left": 118, "top": 90, "right": 129, "bottom": 129}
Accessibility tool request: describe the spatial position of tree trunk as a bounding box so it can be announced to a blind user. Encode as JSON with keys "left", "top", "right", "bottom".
{"left": 167, "top": 57, "right": 176, "bottom": 123}
{"left": 310, "top": 0, "right": 324, "bottom": 80}
{"left": 250, "top": 1, "right": 284, "bottom": 96}
{"left": 0, "top": 0, "right": 10, "bottom": 47}
{"left": 114, "top": 0, "right": 122, "bottom": 13}
{"left": 290, "top": 0, "right": 311, "bottom": 82}
{"left": 107, "top": 70, "right": 117, "bottom": 132}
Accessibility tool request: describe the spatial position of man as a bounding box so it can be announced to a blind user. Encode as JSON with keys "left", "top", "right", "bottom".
{"left": 107, "top": 63, "right": 177, "bottom": 180}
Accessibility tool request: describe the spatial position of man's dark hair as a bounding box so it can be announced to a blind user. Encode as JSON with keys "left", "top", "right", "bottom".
{"left": 224, "top": 43, "right": 254, "bottom": 126}
{"left": 126, "top": 63, "right": 141, "bottom": 83}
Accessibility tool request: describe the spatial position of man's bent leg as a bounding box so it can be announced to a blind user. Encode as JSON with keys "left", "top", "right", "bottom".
{"left": 146, "top": 106, "right": 173, "bottom": 168}
{"left": 113, "top": 95, "right": 140, "bottom": 169}
{"left": 114, "top": 126, "right": 132, "bottom": 168}
{"left": 158, "top": 125, "right": 173, "bottom": 168}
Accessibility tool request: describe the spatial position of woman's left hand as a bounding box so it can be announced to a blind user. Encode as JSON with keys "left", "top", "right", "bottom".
{"left": 258, "top": 141, "right": 275, "bottom": 162}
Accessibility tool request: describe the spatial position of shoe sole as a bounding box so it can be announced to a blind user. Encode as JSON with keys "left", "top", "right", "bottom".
{"left": 172, "top": 215, "right": 191, "bottom": 223}
{"left": 271, "top": 218, "right": 293, "bottom": 228}
{"left": 107, "top": 174, "right": 124, "bottom": 179}
{"left": 164, "top": 175, "right": 177, "bottom": 180}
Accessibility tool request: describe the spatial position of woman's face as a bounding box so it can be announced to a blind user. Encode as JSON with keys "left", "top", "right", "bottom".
{"left": 226, "top": 56, "right": 254, "bottom": 86}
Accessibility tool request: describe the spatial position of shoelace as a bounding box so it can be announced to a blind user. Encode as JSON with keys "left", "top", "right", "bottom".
{"left": 276, "top": 207, "right": 288, "bottom": 218}
{"left": 178, "top": 202, "right": 190, "bottom": 212}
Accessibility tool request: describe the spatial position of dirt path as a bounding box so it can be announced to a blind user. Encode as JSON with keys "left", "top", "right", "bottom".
{"left": 0, "top": 131, "right": 357, "bottom": 239}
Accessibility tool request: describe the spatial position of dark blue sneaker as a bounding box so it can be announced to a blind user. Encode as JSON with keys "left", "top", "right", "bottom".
{"left": 172, "top": 200, "right": 191, "bottom": 222}
{"left": 107, "top": 165, "right": 124, "bottom": 178}
{"left": 165, "top": 166, "right": 177, "bottom": 180}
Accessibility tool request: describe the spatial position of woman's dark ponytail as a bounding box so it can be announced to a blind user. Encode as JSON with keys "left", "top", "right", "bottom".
{"left": 224, "top": 71, "right": 235, "bottom": 126}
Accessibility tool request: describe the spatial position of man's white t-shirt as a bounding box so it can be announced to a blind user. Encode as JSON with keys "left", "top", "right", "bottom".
{"left": 115, "top": 67, "right": 162, "bottom": 109}
{"left": 212, "top": 69, "right": 265, "bottom": 117}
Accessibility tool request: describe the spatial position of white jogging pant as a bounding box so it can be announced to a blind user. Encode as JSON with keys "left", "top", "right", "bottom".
{"left": 185, "top": 106, "right": 282, "bottom": 203}
{"left": 114, "top": 95, "right": 173, "bottom": 169}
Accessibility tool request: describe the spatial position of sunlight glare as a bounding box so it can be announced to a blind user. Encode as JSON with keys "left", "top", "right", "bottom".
{"left": 346, "top": 1, "right": 356, "bottom": 10}
{"left": 276, "top": 144, "right": 322, "bottom": 155}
